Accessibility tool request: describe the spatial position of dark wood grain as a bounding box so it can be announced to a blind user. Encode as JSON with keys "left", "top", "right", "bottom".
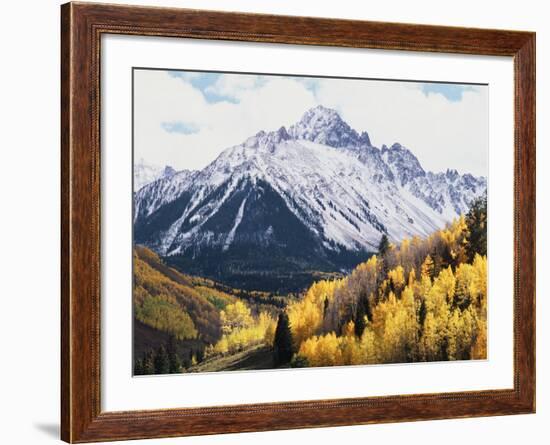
{"left": 60, "top": 4, "right": 71, "bottom": 441}
{"left": 61, "top": 2, "right": 536, "bottom": 442}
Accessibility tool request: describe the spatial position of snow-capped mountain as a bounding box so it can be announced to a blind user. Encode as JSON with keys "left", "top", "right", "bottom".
{"left": 134, "top": 159, "right": 176, "bottom": 191}
{"left": 134, "top": 106, "right": 486, "bottom": 290}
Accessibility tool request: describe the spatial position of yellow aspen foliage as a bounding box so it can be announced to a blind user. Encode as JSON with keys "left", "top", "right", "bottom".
{"left": 379, "top": 279, "right": 389, "bottom": 296}
{"left": 441, "top": 215, "right": 468, "bottom": 246}
{"left": 421, "top": 255, "right": 435, "bottom": 280}
{"left": 134, "top": 292, "right": 198, "bottom": 340}
{"left": 263, "top": 315, "right": 277, "bottom": 346}
{"left": 370, "top": 289, "right": 417, "bottom": 363}
{"left": 342, "top": 320, "right": 355, "bottom": 337}
{"left": 472, "top": 315, "right": 487, "bottom": 359}
{"left": 133, "top": 247, "right": 223, "bottom": 342}
{"left": 297, "top": 331, "right": 366, "bottom": 367}
{"left": 408, "top": 269, "right": 417, "bottom": 287}
{"left": 340, "top": 335, "right": 363, "bottom": 365}
{"left": 220, "top": 301, "right": 253, "bottom": 333}
{"left": 428, "top": 267, "right": 456, "bottom": 309}
{"left": 360, "top": 327, "right": 377, "bottom": 364}
{"left": 420, "top": 271, "right": 453, "bottom": 361}
{"left": 416, "top": 274, "right": 432, "bottom": 300}
{"left": 296, "top": 337, "right": 317, "bottom": 365}
{"left": 211, "top": 310, "right": 276, "bottom": 356}
{"left": 354, "top": 254, "right": 379, "bottom": 274}
{"left": 471, "top": 254, "right": 487, "bottom": 360}
{"left": 287, "top": 278, "right": 346, "bottom": 347}
{"left": 214, "top": 337, "right": 229, "bottom": 355}
{"left": 387, "top": 265, "right": 406, "bottom": 294}
{"left": 401, "top": 285, "right": 415, "bottom": 308}
{"left": 454, "top": 260, "right": 486, "bottom": 309}
{"left": 287, "top": 296, "right": 323, "bottom": 347}
{"left": 287, "top": 212, "right": 486, "bottom": 368}
{"left": 298, "top": 332, "right": 343, "bottom": 367}
{"left": 439, "top": 216, "right": 469, "bottom": 265}
{"left": 419, "top": 312, "right": 442, "bottom": 361}
{"left": 473, "top": 254, "right": 488, "bottom": 307}
{"left": 371, "top": 291, "right": 396, "bottom": 338}
{"left": 455, "top": 263, "right": 478, "bottom": 299}
{"left": 446, "top": 307, "right": 477, "bottom": 360}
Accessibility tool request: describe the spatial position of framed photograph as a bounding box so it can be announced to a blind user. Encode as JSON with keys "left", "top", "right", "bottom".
{"left": 61, "top": 2, "right": 535, "bottom": 442}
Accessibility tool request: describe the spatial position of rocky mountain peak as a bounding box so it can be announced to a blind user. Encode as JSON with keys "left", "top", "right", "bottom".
{"left": 288, "top": 105, "right": 368, "bottom": 149}
{"left": 162, "top": 165, "right": 177, "bottom": 178}
{"left": 381, "top": 143, "right": 426, "bottom": 187}
{"left": 243, "top": 126, "right": 291, "bottom": 151}
{"left": 445, "top": 168, "right": 460, "bottom": 181}
{"left": 134, "top": 106, "right": 487, "bottom": 280}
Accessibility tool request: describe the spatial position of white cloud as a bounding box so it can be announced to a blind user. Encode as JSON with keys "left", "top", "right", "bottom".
{"left": 205, "top": 73, "right": 265, "bottom": 99}
{"left": 134, "top": 70, "right": 487, "bottom": 177}
{"left": 314, "top": 79, "right": 488, "bottom": 176}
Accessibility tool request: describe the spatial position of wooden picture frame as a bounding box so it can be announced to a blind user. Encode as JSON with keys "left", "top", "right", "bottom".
{"left": 61, "top": 2, "right": 535, "bottom": 442}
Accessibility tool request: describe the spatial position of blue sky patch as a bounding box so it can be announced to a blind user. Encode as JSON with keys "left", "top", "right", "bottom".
{"left": 169, "top": 71, "right": 240, "bottom": 104}
{"left": 420, "top": 83, "right": 477, "bottom": 102}
{"left": 297, "top": 78, "right": 321, "bottom": 97}
{"left": 161, "top": 121, "right": 200, "bottom": 135}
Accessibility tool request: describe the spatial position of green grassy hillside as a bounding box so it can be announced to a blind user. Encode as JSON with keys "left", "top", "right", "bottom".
{"left": 133, "top": 246, "right": 280, "bottom": 375}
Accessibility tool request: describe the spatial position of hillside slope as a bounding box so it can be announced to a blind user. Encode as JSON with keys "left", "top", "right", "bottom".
{"left": 134, "top": 106, "right": 486, "bottom": 291}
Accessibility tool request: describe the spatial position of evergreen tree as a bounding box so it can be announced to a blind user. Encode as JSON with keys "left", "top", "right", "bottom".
{"left": 378, "top": 234, "right": 390, "bottom": 257}
{"left": 133, "top": 359, "right": 144, "bottom": 375}
{"left": 166, "top": 335, "right": 181, "bottom": 374}
{"left": 142, "top": 350, "right": 155, "bottom": 375}
{"left": 418, "top": 298, "right": 427, "bottom": 337}
{"left": 365, "top": 293, "right": 373, "bottom": 322}
{"left": 182, "top": 349, "right": 192, "bottom": 369}
{"left": 439, "top": 336, "right": 450, "bottom": 362}
{"left": 273, "top": 312, "right": 294, "bottom": 366}
{"left": 154, "top": 345, "right": 170, "bottom": 375}
{"left": 466, "top": 196, "right": 487, "bottom": 261}
{"left": 323, "top": 296, "right": 329, "bottom": 319}
{"left": 354, "top": 301, "right": 366, "bottom": 338}
{"left": 431, "top": 248, "right": 443, "bottom": 278}
{"left": 196, "top": 347, "right": 205, "bottom": 363}
{"left": 388, "top": 277, "right": 396, "bottom": 294}
{"left": 441, "top": 243, "right": 455, "bottom": 270}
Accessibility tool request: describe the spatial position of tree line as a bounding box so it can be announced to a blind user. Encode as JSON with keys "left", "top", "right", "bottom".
{"left": 271, "top": 196, "right": 487, "bottom": 368}
{"left": 134, "top": 335, "right": 207, "bottom": 375}
{"left": 134, "top": 197, "right": 487, "bottom": 373}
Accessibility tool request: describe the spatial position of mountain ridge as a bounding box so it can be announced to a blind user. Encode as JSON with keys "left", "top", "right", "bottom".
{"left": 134, "top": 106, "right": 486, "bottom": 291}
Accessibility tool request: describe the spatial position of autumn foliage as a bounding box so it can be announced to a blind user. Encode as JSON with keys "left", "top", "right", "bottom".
{"left": 206, "top": 301, "right": 276, "bottom": 356}
{"left": 134, "top": 246, "right": 230, "bottom": 343}
{"left": 134, "top": 197, "right": 487, "bottom": 373}
{"left": 287, "top": 198, "right": 487, "bottom": 367}
{"left": 134, "top": 246, "right": 278, "bottom": 373}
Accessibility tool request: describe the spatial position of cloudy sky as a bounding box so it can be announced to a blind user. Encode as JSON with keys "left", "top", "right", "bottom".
{"left": 134, "top": 69, "right": 488, "bottom": 176}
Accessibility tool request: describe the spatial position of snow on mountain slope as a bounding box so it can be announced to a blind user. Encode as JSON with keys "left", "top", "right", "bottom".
{"left": 134, "top": 106, "right": 486, "bottom": 270}
{"left": 133, "top": 159, "right": 177, "bottom": 191}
